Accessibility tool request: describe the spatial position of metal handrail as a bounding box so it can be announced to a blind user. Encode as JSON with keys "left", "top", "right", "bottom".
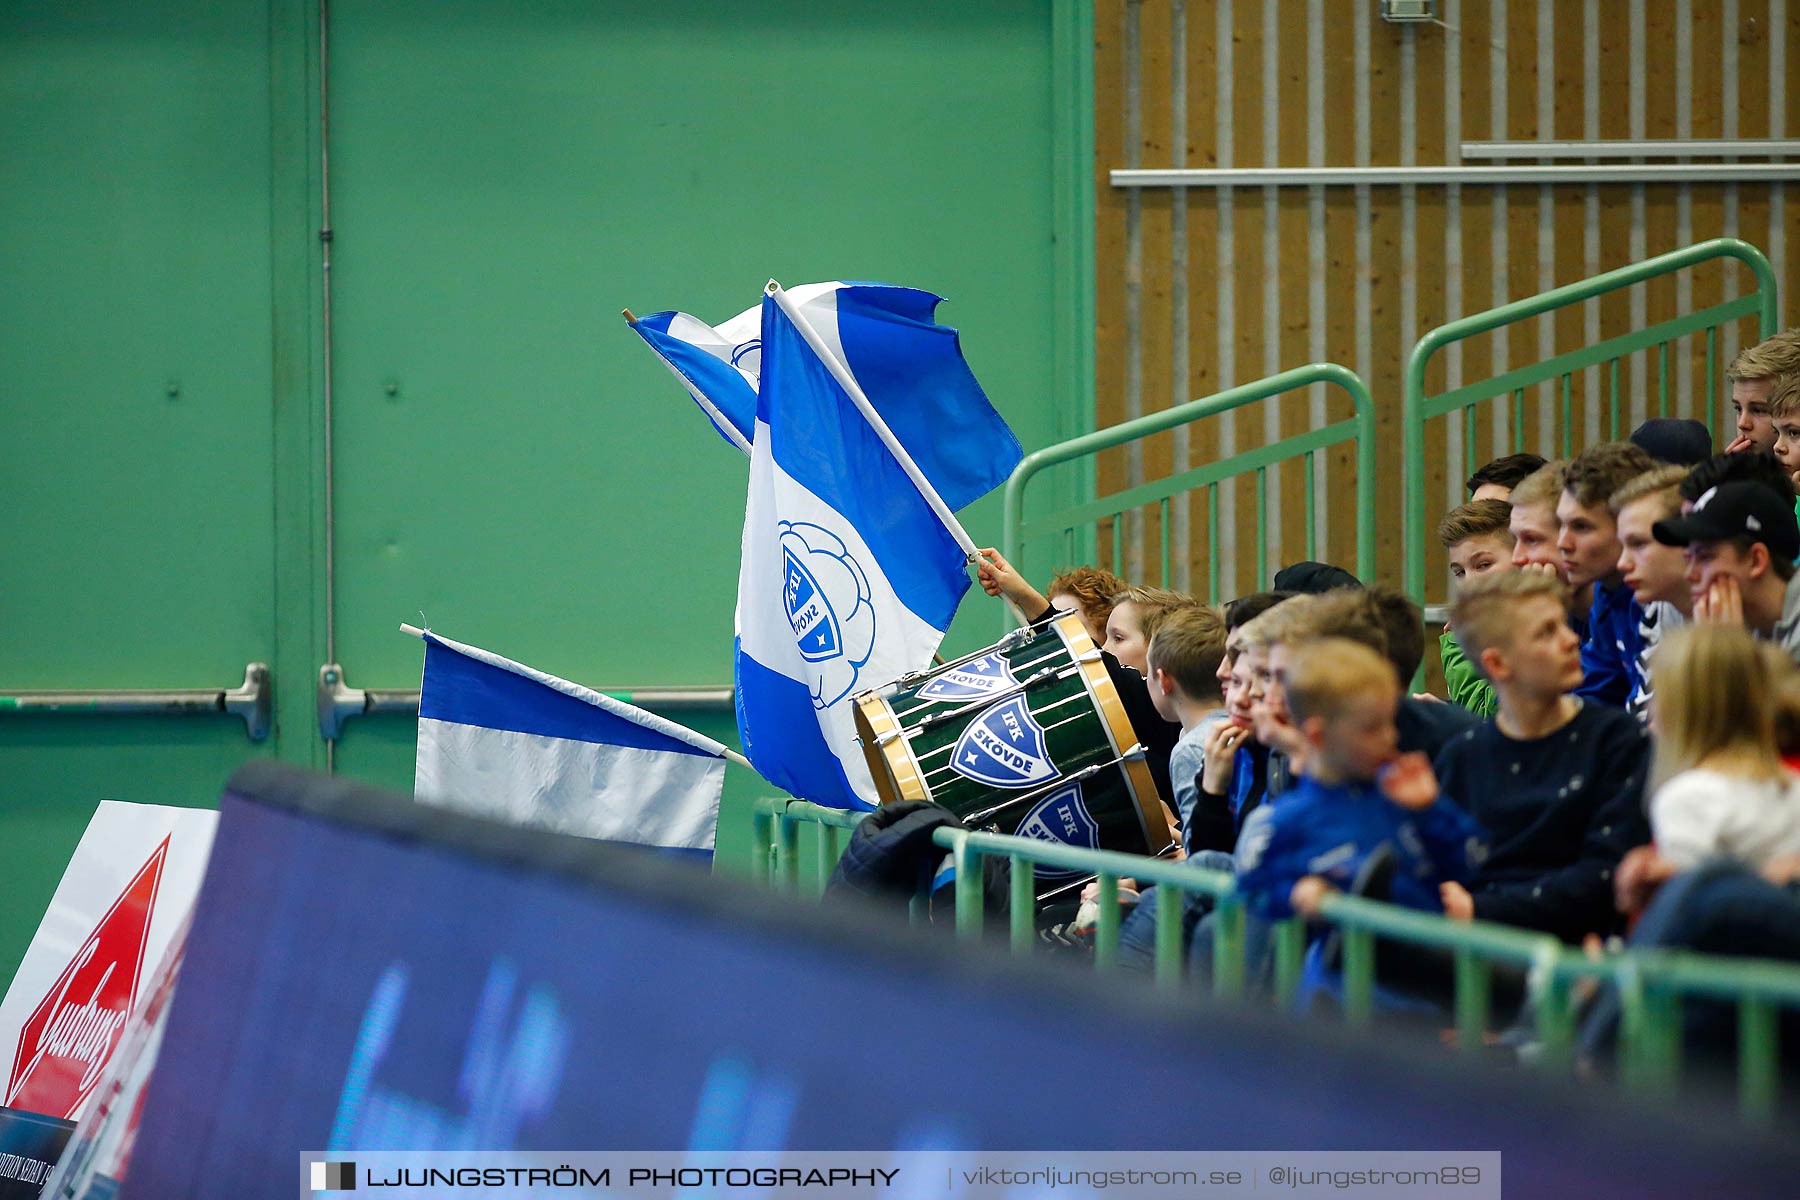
{"left": 1316, "top": 893, "right": 1578, "bottom": 1055}
{"left": 316, "top": 663, "right": 734, "bottom": 740}
{"left": 766, "top": 799, "right": 863, "bottom": 894}
{"left": 1112, "top": 163, "right": 1800, "bottom": 187}
{"left": 1002, "top": 362, "right": 1376, "bottom": 617}
{"left": 763, "top": 803, "right": 1800, "bottom": 1121}
{"left": 0, "top": 663, "right": 272, "bottom": 741}
{"left": 1403, "top": 237, "right": 1780, "bottom": 603}
{"left": 1460, "top": 138, "right": 1800, "bottom": 160}
{"left": 1613, "top": 948, "right": 1800, "bottom": 1121}
{"left": 930, "top": 826, "right": 1267, "bottom": 996}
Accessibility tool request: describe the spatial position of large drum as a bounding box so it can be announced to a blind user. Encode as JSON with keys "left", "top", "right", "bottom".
{"left": 852, "top": 614, "right": 1176, "bottom": 898}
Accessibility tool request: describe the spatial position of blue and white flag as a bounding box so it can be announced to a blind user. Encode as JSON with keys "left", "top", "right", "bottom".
{"left": 734, "top": 286, "right": 1021, "bottom": 808}
{"left": 629, "top": 300, "right": 766, "bottom": 454}
{"left": 632, "top": 283, "right": 1022, "bottom": 514}
{"left": 414, "top": 632, "right": 725, "bottom": 857}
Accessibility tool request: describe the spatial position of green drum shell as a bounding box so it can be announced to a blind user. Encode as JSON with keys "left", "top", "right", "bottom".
{"left": 854, "top": 616, "right": 1173, "bottom": 879}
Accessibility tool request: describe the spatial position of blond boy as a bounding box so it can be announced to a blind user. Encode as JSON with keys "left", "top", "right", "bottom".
{"left": 1234, "top": 639, "right": 1482, "bottom": 922}
{"left": 1725, "top": 329, "right": 1800, "bottom": 455}
{"left": 1764, "top": 373, "right": 1800, "bottom": 508}
{"left": 1610, "top": 465, "right": 1692, "bottom": 724}
{"left": 1434, "top": 573, "right": 1651, "bottom": 942}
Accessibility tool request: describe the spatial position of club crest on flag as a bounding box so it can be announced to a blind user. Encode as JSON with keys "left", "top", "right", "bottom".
{"left": 778, "top": 521, "right": 875, "bottom": 708}
{"left": 917, "top": 653, "right": 1018, "bottom": 703}
{"left": 950, "top": 695, "right": 1056, "bottom": 789}
{"left": 1015, "top": 781, "right": 1101, "bottom": 877}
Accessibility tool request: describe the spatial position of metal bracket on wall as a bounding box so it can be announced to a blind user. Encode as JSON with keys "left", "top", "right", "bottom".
{"left": 316, "top": 663, "right": 734, "bottom": 741}
{"left": 317, "top": 663, "right": 420, "bottom": 741}
{"left": 0, "top": 663, "right": 273, "bottom": 741}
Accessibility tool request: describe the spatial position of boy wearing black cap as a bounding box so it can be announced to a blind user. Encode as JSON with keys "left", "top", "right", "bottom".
{"left": 1652, "top": 480, "right": 1800, "bottom": 661}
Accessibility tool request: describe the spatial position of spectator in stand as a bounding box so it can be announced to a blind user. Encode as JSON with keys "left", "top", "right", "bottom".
{"left": 1653, "top": 479, "right": 1800, "bottom": 662}
{"left": 1610, "top": 465, "right": 1693, "bottom": 724}
{"left": 1272, "top": 560, "right": 1363, "bottom": 594}
{"left": 1367, "top": 586, "right": 1480, "bottom": 756}
{"left": 1234, "top": 601, "right": 1313, "bottom": 799}
{"left": 972, "top": 549, "right": 1125, "bottom": 646}
{"left": 1762, "top": 372, "right": 1800, "bottom": 516}
{"left": 1235, "top": 639, "right": 1483, "bottom": 927}
{"left": 1509, "top": 460, "right": 1568, "bottom": 576}
{"left": 1436, "top": 499, "right": 1516, "bottom": 718}
{"left": 1435, "top": 571, "right": 1651, "bottom": 943}
{"left": 1100, "top": 585, "right": 1201, "bottom": 813}
{"left": 1046, "top": 565, "right": 1128, "bottom": 646}
{"left": 1242, "top": 589, "right": 1464, "bottom": 797}
{"left": 1677, "top": 448, "right": 1795, "bottom": 514}
{"left": 1724, "top": 327, "right": 1800, "bottom": 455}
{"left": 1582, "top": 623, "right": 1800, "bottom": 1076}
{"left": 1113, "top": 607, "right": 1239, "bottom": 974}
{"left": 1189, "top": 592, "right": 1294, "bottom": 853}
{"left": 1103, "top": 586, "right": 1197, "bottom": 677}
{"left": 1145, "top": 605, "right": 1231, "bottom": 833}
{"left": 1559, "top": 442, "right": 1659, "bottom": 707}
{"left": 1467, "top": 452, "right": 1548, "bottom": 503}
{"left": 1506, "top": 461, "right": 1594, "bottom": 636}
{"left": 1625, "top": 627, "right": 1800, "bottom": 897}
{"left": 1629, "top": 417, "right": 1713, "bottom": 468}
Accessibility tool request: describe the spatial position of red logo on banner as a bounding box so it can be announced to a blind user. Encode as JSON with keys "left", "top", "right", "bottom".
{"left": 5, "top": 836, "right": 166, "bottom": 1118}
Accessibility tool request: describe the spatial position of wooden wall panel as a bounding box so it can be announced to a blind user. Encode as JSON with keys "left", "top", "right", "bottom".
{"left": 1093, "top": 0, "right": 1797, "bottom": 599}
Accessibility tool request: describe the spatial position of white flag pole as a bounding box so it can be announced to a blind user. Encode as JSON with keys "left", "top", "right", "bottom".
{"left": 398, "top": 623, "right": 756, "bottom": 772}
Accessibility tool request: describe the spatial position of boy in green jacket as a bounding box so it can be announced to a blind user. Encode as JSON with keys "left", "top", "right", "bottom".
{"left": 1436, "top": 499, "right": 1515, "bottom": 717}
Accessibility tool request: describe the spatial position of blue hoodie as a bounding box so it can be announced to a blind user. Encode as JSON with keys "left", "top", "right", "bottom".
{"left": 1234, "top": 775, "right": 1486, "bottom": 921}
{"left": 1574, "top": 579, "right": 1643, "bottom": 709}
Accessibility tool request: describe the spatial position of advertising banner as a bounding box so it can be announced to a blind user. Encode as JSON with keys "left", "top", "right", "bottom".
{"left": 0, "top": 802, "right": 215, "bottom": 1124}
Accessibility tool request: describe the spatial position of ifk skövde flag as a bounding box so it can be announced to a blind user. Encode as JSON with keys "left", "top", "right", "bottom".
{"left": 414, "top": 633, "right": 725, "bottom": 856}
{"left": 733, "top": 290, "right": 1021, "bottom": 808}
{"left": 630, "top": 300, "right": 764, "bottom": 453}
{"left": 632, "top": 283, "right": 1022, "bottom": 512}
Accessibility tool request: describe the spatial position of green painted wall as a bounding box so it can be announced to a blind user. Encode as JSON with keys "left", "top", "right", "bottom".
{"left": 0, "top": 1, "right": 1091, "bottom": 985}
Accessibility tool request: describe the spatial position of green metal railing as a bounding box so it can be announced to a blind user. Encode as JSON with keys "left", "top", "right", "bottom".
{"left": 1002, "top": 363, "right": 1377, "bottom": 617}
{"left": 750, "top": 797, "right": 863, "bottom": 894}
{"left": 929, "top": 826, "right": 1297, "bottom": 1002}
{"left": 757, "top": 801, "right": 1800, "bottom": 1122}
{"left": 1609, "top": 948, "right": 1800, "bottom": 1122}
{"left": 1404, "top": 237, "right": 1779, "bottom": 602}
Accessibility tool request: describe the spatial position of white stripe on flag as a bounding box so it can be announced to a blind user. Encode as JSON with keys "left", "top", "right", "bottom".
{"left": 416, "top": 718, "right": 722, "bottom": 850}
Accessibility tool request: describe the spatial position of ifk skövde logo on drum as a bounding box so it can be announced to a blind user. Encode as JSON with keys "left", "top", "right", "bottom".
{"left": 917, "top": 652, "right": 1018, "bottom": 703}
{"left": 1015, "top": 782, "right": 1101, "bottom": 876}
{"left": 950, "top": 695, "right": 1057, "bottom": 788}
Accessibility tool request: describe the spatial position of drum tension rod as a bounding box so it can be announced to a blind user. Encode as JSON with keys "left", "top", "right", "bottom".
{"left": 959, "top": 762, "right": 1108, "bottom": 827}
{"left": 911, "top": 665, "right": 1067, "bottom": 734}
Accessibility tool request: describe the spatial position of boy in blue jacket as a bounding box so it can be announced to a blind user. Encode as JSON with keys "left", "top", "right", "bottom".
{"left": 1235, "top": 639, "right": 1485, "bottom": 924}
{"left": 1557, "top": 441, "right": 1658, "bottom": 707}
